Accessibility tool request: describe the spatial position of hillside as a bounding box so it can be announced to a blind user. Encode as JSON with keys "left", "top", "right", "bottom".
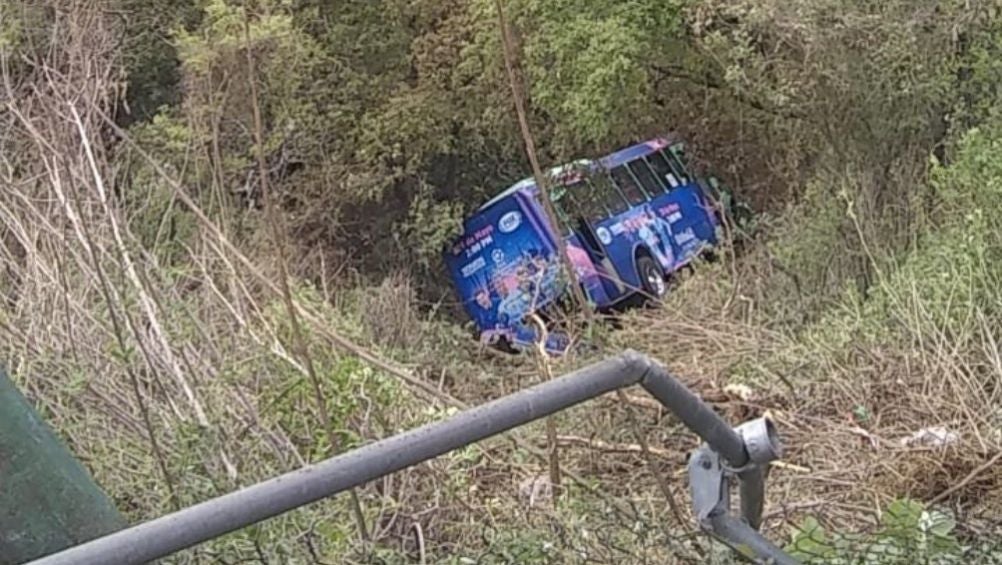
{"left": 3, "top": 0, "right": 1002, "bottom": 562}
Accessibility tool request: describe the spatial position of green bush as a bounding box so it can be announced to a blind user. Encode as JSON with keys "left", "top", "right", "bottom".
{"left": 788, "top": 499, "right": 962, "bottom": 564}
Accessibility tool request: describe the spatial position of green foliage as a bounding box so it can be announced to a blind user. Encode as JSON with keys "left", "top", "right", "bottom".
{"left": 401, "top": 190, "right": 466, "bottom": 273}
{"left": 795, "top": 118, "right": 1002, "bottom": 359}
{"left": 258, "top": 287, "right": 403, "bottom": 457}
{"left": 175, "top": 0, "right": 328, "bottom": 149}
{"left": 0, "top": 3, "right": 54, "bottom": 53}
{"left": 767, "top": 180, "right": 852, "bottom": 316}
{"left": 933, "top": 123, "right": 1002, "bottom": 216}
{"left": 116, "top": 0, "right": 201, "bottom": 122}
{"left": 123, "top": 112, "right": 200, "bottom": 263}
{"left": 356, "top": 88, "right": 458, "bottom": 196}
{"left": 0, "top": 2, "right": 25, "bottom": 50}
{"left": 788, "top": 500, "right": 962, "bottom": 564}
{"left": 472, "top": 528, "right": 560, "bottom": 564}
{"left": 177, "top": 0, "right": 303, "bottom": 73}
{"left": 519, "top": 0, "right": 680, "bottom": 147}
{"left": 952, "top": 11, "right": 1002, "bottom": 130}
{"left": 466, "top": 0, "right": 685, "bottom": 149}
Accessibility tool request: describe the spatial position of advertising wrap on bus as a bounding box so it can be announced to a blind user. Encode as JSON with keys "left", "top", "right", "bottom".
{"left": 444, "top": 188, "right": 605, "bottom": 352}
{"left": 445, "top": 136, "right": 722, "bottom": 353}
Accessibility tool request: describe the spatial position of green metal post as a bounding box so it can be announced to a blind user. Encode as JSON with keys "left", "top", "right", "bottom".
{"left": 0, "top": 369, "right": 126, "bottom": 564}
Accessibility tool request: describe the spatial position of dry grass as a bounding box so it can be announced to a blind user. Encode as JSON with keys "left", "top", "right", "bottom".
{"left": 599, "top": 247, "right": 1002, "bottom": 556}
{"left": 4, "top": 3, "right": 1001, "bottom": 565}
{"left": 0, "top": 8, "right": 718, "bottom": 563}
{"left": 0, "top": 4, "right": 524, "bottom": 561}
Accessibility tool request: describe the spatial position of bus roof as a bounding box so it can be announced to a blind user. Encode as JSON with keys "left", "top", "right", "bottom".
{"left": 598, "top": 135, "right": 678, "bottom": 169}
{"left": 475, "top": 134, "right": 680, "bottom": 212}
{"left": 477, "top": 160, "right": 593, "bottom": 212}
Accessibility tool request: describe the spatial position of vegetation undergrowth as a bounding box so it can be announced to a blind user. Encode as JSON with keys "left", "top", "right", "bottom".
{"left": 4, "top": 0, "right": 1002, "bottom": 563}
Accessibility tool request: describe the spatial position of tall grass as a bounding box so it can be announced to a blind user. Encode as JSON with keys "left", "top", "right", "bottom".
{"left": 4, "top": 2, "right": 1002, "bottom": 564}
{"left": 611, "top": 122, "right": 1002, "bottom": 561}
{"left": 0, "top": 6, "right": 725, "bottom": 563}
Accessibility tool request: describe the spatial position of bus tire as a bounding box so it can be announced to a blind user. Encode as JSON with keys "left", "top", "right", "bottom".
{"left": 636, "top": 254, "right": 668, "bottom": 300}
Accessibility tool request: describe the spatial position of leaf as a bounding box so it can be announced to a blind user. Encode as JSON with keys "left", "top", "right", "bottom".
{"left": 786, "top": 516, "right": 836, "bottom": 560}
{"left": 882, "top": 498, "right": 925, "bottom": 532}
{"left": 922, "top": 509, "right": 956, "bottom": 539}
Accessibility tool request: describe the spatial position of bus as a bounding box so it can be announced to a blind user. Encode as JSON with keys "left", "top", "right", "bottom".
{"left": 444, "top": 136, "right": 721, "bottom": 352}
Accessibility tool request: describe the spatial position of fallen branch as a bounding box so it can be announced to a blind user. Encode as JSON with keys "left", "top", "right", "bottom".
{"left": 619, "top": 393, "right": 667, "bottom": 412}
{"left": 555, "top": 434, "right": 673, "bottom": 457}
{"left": 617, "top": 390, "right": 735, "bottom": 411}
{"left": 930, "top": 450, "right": 1002, "bottom": 504}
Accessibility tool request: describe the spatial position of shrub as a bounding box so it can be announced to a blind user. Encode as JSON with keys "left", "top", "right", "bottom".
{"left": 788, "top": 499, "right": 962, "bottom": 564}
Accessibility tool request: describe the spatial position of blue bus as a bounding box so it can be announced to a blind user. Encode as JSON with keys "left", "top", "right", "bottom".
{"left": 444, "top": 136, "right": 720, "bottom": 352}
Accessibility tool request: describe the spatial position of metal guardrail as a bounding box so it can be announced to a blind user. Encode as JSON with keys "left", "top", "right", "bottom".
{"left": 29, "top": 351, "right": 798, "bottom": 565}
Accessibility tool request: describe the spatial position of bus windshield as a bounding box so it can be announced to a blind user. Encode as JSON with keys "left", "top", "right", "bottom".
{"left": 550, "top": 184, "right": 573, "bottom": 231}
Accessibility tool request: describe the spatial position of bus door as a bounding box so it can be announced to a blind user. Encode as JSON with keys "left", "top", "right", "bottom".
{"left": 666, "top": 142, "right": 719, "bottom": 243}
{"left": 640, "top": 147, "right": 718, "bottom": 265}
{"left": 606, "top": 162, "right": 679, "bottom": 274}
{"left": 552, "top": 180, "right": 635, "bottom": 302}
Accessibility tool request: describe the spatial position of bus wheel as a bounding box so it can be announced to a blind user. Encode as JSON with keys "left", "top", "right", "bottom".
{"left": 637, "top": 255, "right": 668, "bottom": 300}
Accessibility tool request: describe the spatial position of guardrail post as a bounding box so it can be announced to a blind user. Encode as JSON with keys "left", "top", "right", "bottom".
{"left": 634, "top": 353, "right": 798, "bottom": 564}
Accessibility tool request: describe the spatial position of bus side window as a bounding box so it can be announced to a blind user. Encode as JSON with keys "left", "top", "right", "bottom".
{"left": 564, "top": 182, "right": 608, "bottom": 224}
{"left": 627, "top": 159, "right": 663, "bottom": 198}
{"left": 610, "top": 165, "right": 649, "bottom": 205}
{"left": 666, "top": 144, "right": 692, "bottom": 184}
{"left": 587, "top": 173, "right": 629, "bottom": 217}
{"left": 645, "top": 151, "right": 681, "bottom": 191}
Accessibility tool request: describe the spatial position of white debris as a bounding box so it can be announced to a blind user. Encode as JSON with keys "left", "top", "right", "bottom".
{"left": 724, "top": 383, "right": 754, "bottom": 401}
{"left": 518, "top": 474, "right": 553, "bottom": 507}
{"left": 900, "top": 426, "right": 959, "bottom": 448}
{"left": 849, "top": 426, "right": 880, "bottom": 449}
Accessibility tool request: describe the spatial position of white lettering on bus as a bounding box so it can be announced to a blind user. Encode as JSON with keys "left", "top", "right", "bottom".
{"left": 461, "top": 257, "right": 486, "bottom": 278}
{"left": 498, "top": 211, "right": 522, "bottom": 233}
{"left": 465, "top": 234, "right": 494, "bottom": 258}
{"left": 674, "top": 227, "right": 696, "bottom": 245}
